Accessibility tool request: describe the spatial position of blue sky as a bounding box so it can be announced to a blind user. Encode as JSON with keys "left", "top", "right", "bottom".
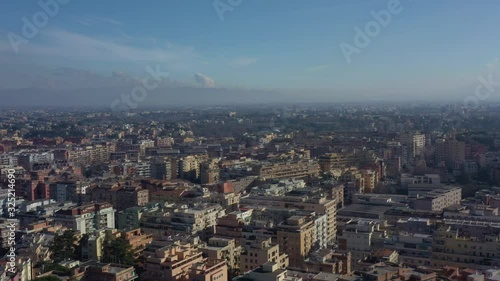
{"left": 1, "top": 0, "right": 500, "bottom": 99}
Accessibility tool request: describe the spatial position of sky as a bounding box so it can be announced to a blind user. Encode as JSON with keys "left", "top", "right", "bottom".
{"left": 1, "top": 0, "right": 500, "bottom": 105}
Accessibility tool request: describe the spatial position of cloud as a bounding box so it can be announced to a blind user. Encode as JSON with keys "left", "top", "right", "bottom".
{"left": 230, "top": 57, "right": 257, "bottom": 67}
{"left": 96, "top": 17, "right": 122, "bottom": 26}
{"left": 76, "top": 16, "right": 121, "bottom": 26}
{"left": 5, "top": 29, "right": 196, "bottom": 64}
{"left": 304, "top": 64, "right": 332, "bottom": 73}
{"left": 78, "top": 20, "right": 92, "bottom": 26}
{"left": 194, "top": 73, "right": 215, "bottom": 88}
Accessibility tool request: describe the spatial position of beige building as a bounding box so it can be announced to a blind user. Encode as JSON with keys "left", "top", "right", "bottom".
{"left": 179, "top": 154, "right": 208, "bottom": 182}
{"left": 241, "top": 194, "right": 337, "bottom": 244}
{"left": 215, "top": 212, "right": 251, "bottom": 244}
{"left": 200, "top": 237, "right": 242, "bottom": 275}
{"left": 142, "top": 241, "right": 228, "bottom": 281}
{"left": 253, "top": 160, "right": 320, "bottom": 180}
{"left": 190, "top": 259, "right": 228, "bottom": 281}
{"left": 399, "top": 133, "right": 426, "bottom": 157}
{"left": 413, "top": 187, "right": 462, "bottom": 211}
{"left": 89, "top": 184, "right": 150, "bottom": 212}
{"left": 77, "top": 261, "right": 138, "bottom": 281}
{"left": 277, "top": 216, "right": 315, "bottom": 267}
{"left": 240, "top": 237, "right": 289, "bottom": 272}
{"left": 319, "top": 151, "right": 377, "bottom": 172}
{"left": 338, "top": 167, "right": 379, "bottom": 193}
{"left": 233, "top": 263, "right": 294, "bottom": 281}
{"left": 200, "top": 159, "right": 220, "bottom": 184}
{"left": 337, "top": 221, "right": 386, "bottom": 268}
{"left": 86, "top": 228, "right": 152, "bottom": 261}
{"left": 432, "top": 226, "right": 500, "bottom": 269}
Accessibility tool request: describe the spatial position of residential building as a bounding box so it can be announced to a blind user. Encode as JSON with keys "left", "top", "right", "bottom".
{"left": 277, "top": 216, "right": 315, "bottom": 267}
{"left": 53, "top": 203, "right": 116, "bottom": 234}
{"left": 240, "top": 237, "right": 289, "bottom": 272}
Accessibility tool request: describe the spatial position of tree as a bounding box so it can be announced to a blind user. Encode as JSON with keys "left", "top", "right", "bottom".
{"left": 38, "top": 262, "right": 71, "bottom": 275}
{"left": 102, "top": 238, "right": 135, "bottom": 266}
{"left": 49, "top": 230, "right": 78, "bottom": 262}
{"left": 75, "top": 234, "right": 90, "bottom": 260}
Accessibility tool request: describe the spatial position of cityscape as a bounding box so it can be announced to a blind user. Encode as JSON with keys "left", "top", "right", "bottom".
{"left": 2, "top": 1, "right": 500, "bottom": 281}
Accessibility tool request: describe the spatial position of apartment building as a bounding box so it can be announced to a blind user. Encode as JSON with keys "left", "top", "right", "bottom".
{"left": 170, "top": 204, "right": 225, "bottom": 236}
{"left": 78, "top": 261, "right": 138, "bottom": 281}
{"left": 179, "top": 155, "right": 204, "bottom": 182}
{"left": 319, "top": 150, "right": 376, "bottom": 172}
{"left": 89, "top": 184, "right": 149, "bottom": 211}
{"left": 120, "top": 228, "right": 154, "bottom": 257}
{"left": 17, "top": 151, "right": 54, "bottom": 171}
{"left": 142, "top": 241, "right": 228, "bottom": 281}
{"left": 189, "top": 259, "right": 228, "bottom": 281}
{"left": 200, "top": 159, "right": 220, "bottom": 184}
{"left": 337, "top": 221, "right": 386, "bottom": 268}
{"left": 400, "top": 174, "right": 441, "bottom": 188}
{"left": 277, "top": 216, "right": 315, "bottom": 267}
{"left": 215, "top": 210, "right": 253, "bottom": 244}
{"left": 53, "top": 203, "right": 116, "bottom": 234}
{"left": 435, "top": 138, "right": 466, "bottom": 167}
{"left": 116, "top": 206, "right": 149, "bottom": 230}
{"left": 200, "top": 237, "right": 242, "bottom": 275}
{"left": 240, "top": 237, "right": 289, "bottom": 272}
{"left": 413, "top": 187, "right": 462, "bottom": 211}
{"left": 384, "top": 233, "right": 433, "bottom": 266}
{"left": 115, "top": 186, "right": 150, "bottom": 211}
{"left": 68, "top": 142, "right": 114, "bottom": 165}
{"left": 49, "top": 180, "right": 87, "bottom": 203}
{"left": 357, "top": 264, "right": 437, "bottom": 281}
{"left": 399, "top": 133, "right": 426, "bottom": 157}
{"left": 298, "top": 250, "right": 352, "bottom": 275}
{"left": 241, "top": 193, "right": 337, "bottom": 244}
{"left": 140, "top": 203, "right": 225, "bottom": 239}
{"left": 85, "top": 228, "right": 146, "bottom": 261}
{"left": 252, "top": 159, "right": 320, "bottom": 180}
{"left": 150, "top": 157, "right": 173, "bottom": 180}
{"left": 233, "top": 263, "right": 293, "bottom": 281}
{"left": 432, "top": 226, "right": 500, "bottom": 269}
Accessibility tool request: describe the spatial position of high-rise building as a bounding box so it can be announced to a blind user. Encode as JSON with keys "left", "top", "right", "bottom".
{"left": 150, "top": 157, "right": 173, "bottom": 180}
{"left": 399, "top": 133, "right": 426, "bottom": 158}
{"left": 277, "top": 216, "right": 315, "bottom": 267}
{"left": 200, "top": 159, "right": 220, "bottom": 184}
{"left": 435, "top": 138, "right": 465, "bottom": 167}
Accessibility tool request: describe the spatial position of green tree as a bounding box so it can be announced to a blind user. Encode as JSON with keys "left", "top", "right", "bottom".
{"left": 102, "top": 238, "right": 135, "bottom": 266}
{"left": 38, "top": 262, "right": 71, "bottom": 275}
{"left": 49, "top": 230, "right": 78, "bottom": 262}
{"left": 75, "top": 234, "right": 90, "bottom": 260}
